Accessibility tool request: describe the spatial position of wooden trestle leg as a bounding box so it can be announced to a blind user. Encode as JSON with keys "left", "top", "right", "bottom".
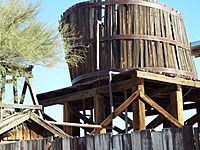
{"left": 132, "top": 78, "right": 146, "bottom": 131}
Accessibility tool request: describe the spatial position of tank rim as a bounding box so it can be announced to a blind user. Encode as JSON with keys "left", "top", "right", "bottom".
{"left": 72, "top": 67, "right": 198, "bottom": 85}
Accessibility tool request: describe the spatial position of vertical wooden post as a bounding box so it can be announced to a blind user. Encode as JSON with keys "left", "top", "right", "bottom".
{"left": 132, "top": 78, "right": 146, "bottom": 131}
{"left": 13, "top": 75, "right": 18, "bottom": 104}
{"left": 63, "top": 102, "right": 72, "bottom": 135}
{"left": 94, "top": 94, "right": 106, "bottom": 133}
{"left": 170, "top": 85, "right": 184, "bottom": 126}
{"left": 63, "top": 102, "right": 80, "bottom": 136}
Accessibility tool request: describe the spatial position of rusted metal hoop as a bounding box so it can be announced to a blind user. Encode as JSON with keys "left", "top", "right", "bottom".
{"left": 62, "top": 0, "right": 183, "bottom": 21}
{"left": 100, "top": 34, "right": 190, "bottom": 51}
{"left": 72, "top": 67, "right": 197, "bottom": 85}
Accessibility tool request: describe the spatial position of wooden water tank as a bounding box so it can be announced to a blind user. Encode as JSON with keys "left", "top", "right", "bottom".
{"left": 60, "top": 0, "right": 197, "bottom": 84}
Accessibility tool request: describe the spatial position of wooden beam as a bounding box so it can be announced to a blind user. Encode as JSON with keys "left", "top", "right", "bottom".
{"left": 148, "top": 85, "right": 176, "bottom": 97}
{"left": 146, "top": 106, "right": 171, "bottom": 129}
{"left": 0, "top": 113, "right": 30, "bottom": 135}
{"left": 69, "top": 109, "right": 94, "bottom": 124}
{"left": 118, "top": 113, "right": 133, "bottom": 126}
{"left": 46, "top": 121, "right": 103, "bottom": 129}
{"left": 26, "top": 79, "right": 43, "bottom": 118}
{"left": 39, "top": 79, "right": 133, "bottom": 107}
{"left": 91, "top": 90, "right": 139, "bottom": 134}
{"left": 170, "top": 85, "right": 184, "bottom": 125}
{"left": 113, "top": 126, "right": 124, "bottom": 133}
{"left": 136, "top": 70, "right": 200, "bottom": 88}
{"left": 30, "top": 113, "right": 66, "bottom": 137}
{"left": 0, "top": 103, "right": 42, "bottom": 110}
{"left": 139, "top": 92, "right": 183, "bottom": 128}
{"left": 132, "top": 79, "right": 146, "bottom": 131}
{"left": 20, "top": 81, "right": 28, "bottom": 104}
{"left": 39, "top": 88, "right": 97, "bottom": 106}
{"left": 185, "top": 114, "right": 200, "bottom": 125}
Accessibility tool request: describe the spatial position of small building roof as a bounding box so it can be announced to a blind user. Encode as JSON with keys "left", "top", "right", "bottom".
{"left": 0, "top": 111, "right": 67, "bottom": 139}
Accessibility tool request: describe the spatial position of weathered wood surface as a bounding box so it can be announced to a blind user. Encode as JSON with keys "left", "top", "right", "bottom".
{"left": 0, "top": 126, "right": 199, "bottom": 150}
{"left": 60, "top": 0, "right": 197, "bottom": 83}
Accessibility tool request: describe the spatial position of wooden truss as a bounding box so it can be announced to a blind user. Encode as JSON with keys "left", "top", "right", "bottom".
{"left": 38, "top": 69, "right": 200, "bottom": 136}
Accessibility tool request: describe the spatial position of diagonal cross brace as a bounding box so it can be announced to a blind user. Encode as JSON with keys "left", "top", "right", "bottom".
{"left": 91, "top": 90, "right": 140, "bottom": 134}
{"left": 139, "top": 92, "right": 183, "bottom": 128}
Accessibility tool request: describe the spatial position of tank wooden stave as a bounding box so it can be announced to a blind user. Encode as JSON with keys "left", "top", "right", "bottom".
{"left": 60, "top": 0, "right": 197, "bottom": 84}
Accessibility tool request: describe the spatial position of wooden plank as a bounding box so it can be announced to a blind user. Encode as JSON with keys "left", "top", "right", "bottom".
{"left": 139, "top": 92, "right": 183, "bottom": 128}
{"left": 133, "top": 79, "right": 146, "bottom": 131}
{"left": 86, "top": 135, "right": 95, "bottom": 150}
{"left": 113, "top": 135, "right": 123, "bottom": 150}
{"left": 94, "top": 133, "right": 112, "bottom": 150}
{"left": 182, "top": 126, "right": 195, "bottom": 150}
{"left": 155, "top": 8, "right": 164, "bottom": 67}
{"left": 152, "top": 131, "right": 164, "bottom": 150}
{"left": 172, "top": 128, "right": 184, "bottom": 150}
{"left": 127, "top": 5, "right": 133, "bottom": 68}
{"left": 133, "top": 4, "right": 139, "bottom": 68}
{"left": 131, "top": 131, "right": 142, "bottom": 150}
{"left": 136, "top": 70, "right": 200, "bottom": 88}
{"left": 0, "top": 103, "right": 42, "bottom": 110}
{"left": 77, "top": 137, "right": 86, "bottom": 150}
{"left": 150, "top": 6, "right": 157, "bottom": 67}
{"left": 91, "top": 90, "right": 139, "bottom": 134}
{"left": 162, "top": 128, "right": 174, "bottom": 150}
{"left": 139, "top": 5, "right": 144, "bottom": 68}
{"left": 122, "top": 134, "right": 132, "bottom": 150}
{"left": 163, "top": 11, "right": 173, "bottom": 68}
{"left": 140, "top": 130, "right": 152, "bottom": 149}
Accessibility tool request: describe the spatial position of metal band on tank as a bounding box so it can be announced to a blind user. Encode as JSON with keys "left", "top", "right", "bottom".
{"left": 62, "top": 0, "right": 183, "bottom": 21}
{"left": 100, "top": 34, "right": 190, "bottom": 51}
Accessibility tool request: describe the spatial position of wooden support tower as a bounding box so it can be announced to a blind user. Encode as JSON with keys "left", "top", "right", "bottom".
{"left": 0, "top": 63, "right": 66, "bottom": 141}
{"left": 38, "top": 69, "right": 200, "bottom": 136}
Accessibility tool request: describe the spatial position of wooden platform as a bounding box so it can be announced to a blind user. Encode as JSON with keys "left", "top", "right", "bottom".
{"left": 37, "top": 69, "right": 200, "bottom": 136}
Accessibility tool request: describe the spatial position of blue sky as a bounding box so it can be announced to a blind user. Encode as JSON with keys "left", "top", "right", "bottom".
{"left": 32, "top": 0, "right": 200, "bottom": 121}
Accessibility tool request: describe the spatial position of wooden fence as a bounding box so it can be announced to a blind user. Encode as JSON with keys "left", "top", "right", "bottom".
{"left": 0, "top": 126, "right": 199, "bottom": 150}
